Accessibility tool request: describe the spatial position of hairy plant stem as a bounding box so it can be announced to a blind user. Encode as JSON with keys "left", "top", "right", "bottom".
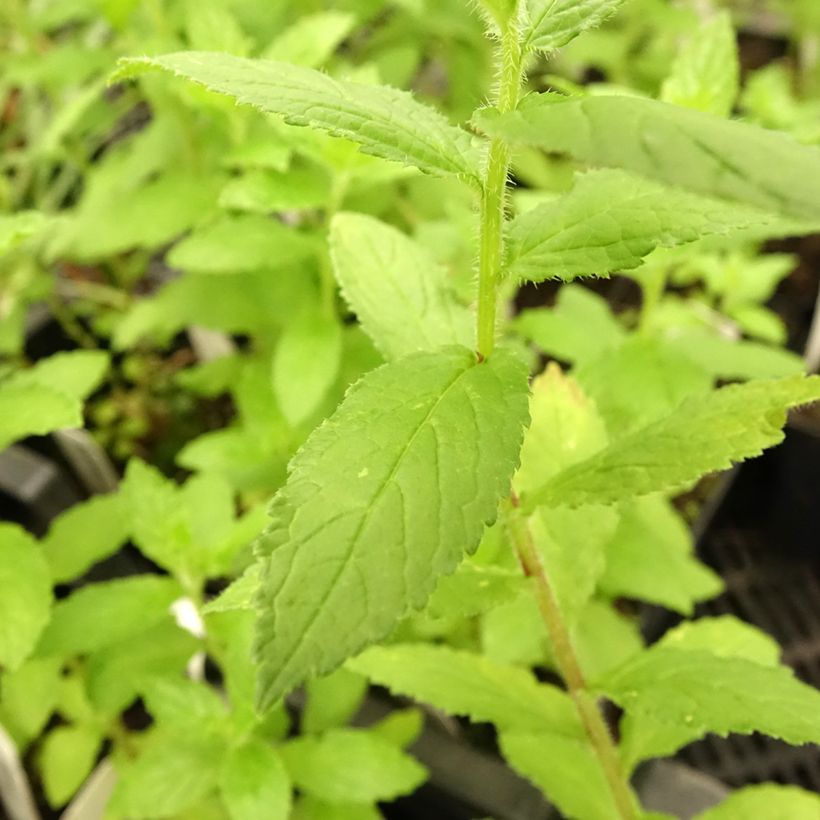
{"left": 476, "top": 22, "right": 523, "bottom": 360}
{"left": 505, "top": 498, "right": 639, "bottom": 820}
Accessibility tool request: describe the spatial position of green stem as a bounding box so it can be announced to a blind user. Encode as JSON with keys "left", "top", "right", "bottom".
{"left": 476, "top": 23, "right": 523, "bottom": 360}
{"left": 505, "top": 499, "right": 639, "bottom": 820}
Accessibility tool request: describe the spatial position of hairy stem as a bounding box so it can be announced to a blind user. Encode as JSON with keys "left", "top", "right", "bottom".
{"left": 505, "top": 499, "right": 639, "bottom": 820}
{"left": 476, "top": 22, "right": 523, "bottom": 359}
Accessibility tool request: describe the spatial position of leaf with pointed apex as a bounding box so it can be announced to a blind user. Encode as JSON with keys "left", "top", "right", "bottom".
{"left": 695, "top": 784, "right": 820, "bottom": 820}
{"left": 253, "top": 347, "right": 529, "bottom": 708}
{"left": 40, "top": 723, "right": 103, "bottom": 808}
{"left": 349, "top": 644, "right": 581, "bottom": 736}
{"left": 330, "top": 213, "right": 472, "bottom": 361}
{"left": 425, "top": 563, "right": 524, "bottom": 620}
{"left": 475, "top": 94, "right": 820, "bottom": 222}
{"left": 220, "top": 740, "right": 291, "bottom": 820}
{"left": 524, "top": 375, "right": 820, "bottom": 509}
{"left": 505, "top": 170, "right": 790, "bottom": 283}
{"left": 476, "top": 0, "right": 518, "bottom": 33}
{"left": 114, "top": 53, "right": 482, "bottom": 184}
{"left": 0, "top": 384, "right": 80, "bottom": 450}
{"left": 261, "top": 11, "right": 355, "bottom": 68}
{"left": 661, "top": 12, "right": 739, "bottom": 117}
{"left": 524, "top": 0, "right": 626, "bottom": 53}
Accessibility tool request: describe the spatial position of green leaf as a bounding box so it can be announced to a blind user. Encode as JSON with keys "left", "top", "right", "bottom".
{"left": 7, "top": 350, "right": 109, "bottom": 401}
{"left": 303, "top": 668, "right": 368, "bottom": 734}
{"left": 695, "top": 784, "right": 820, "bottom": 820}
{"left": 0, "top": 657, "right": 62, "bottom": 747}
{"left": 291, "top": 797, "right": 382, "bottom": 820}
{"left": 524, "top": 0, "right": 626, "bottom": 53}
{"left": 0, "top": 211, "right": 47, "bottom": 255}
{"left": 220, "top": 740, "right": 291, "bottom": 820}
{"left": 272, "top": 312, "right": 342, "bottom": 427}
{"left": 599, "top": 648, "right": 820, "bottom": 746}
{"left": 219, "top": 166, "right": 330, "bottom": 213}
{"left": 525, "top": 375, "right": 820, "bottom": 509}
{"left": 661, "top": 12, "right": 739, "bottom": 117}
{"left": 40, "top": 723, "right": 102, "bottom": 807}
{"left": 36, "top": 576, "right": 181, "bottom": 656}
{"left": 475, "top": 0, "right": 518, "bottom": 33}
{"left": 261, "top": 11, "right": 355, "bottom": 68}
{"left": 114, "top": 53, "right": 482, "bottom": 184}
{"left": 369, "top": 708, "right": 424, "bottom": 748}
{"left": 475, "top": 94, "right": 820, "bottom": 221}
{"left": 349, "top": 643, "right": 581, "bottom": 736}
{"left": 425, "top": 563, "right": 524, "bottom": 620}
{"left": 329, "top": 213, "right": 472, "bottom": 361}
{"left": 599, "top": 496, "right": 722, "bottom": 615}
{"left": 0, "top": 524, "right": 52, "bottom": 671}
{"left": 142, "top": 678, "right": 229, "bottom": 737}
{"left": 280, "top": 728, "right": 426, "bottom": 804}
{"left": 505, "top": 170, "right": 788, "bottom": 283}
{"left": 0, "top": 383, "right": 80, "bottom": 449}
{"left": 253, "top": 347, "right": 529, "bottom": 708}
{"left": 514, "top": 285, "right": 625, "bottom": 366}
{"left": 41, "top": 492, "right": 129, "bottom": 583}
{"left": 499, "top": 730, "right": 623, "bottom": 820}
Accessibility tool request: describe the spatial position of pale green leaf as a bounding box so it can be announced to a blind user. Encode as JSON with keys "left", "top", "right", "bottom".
{"left": 280, "top": 728, "right": 426, "bottom": 804}
{"left": 499, "top": 731, "right": 623, "bottom": 820}
{"left": 203, "top": 564, "right": 261, "bottom": 614}
{"left": 262, "top": 11, "right": 355, "bottom": 68}
{"left": 571, "top": 599, "right": 643, "bottom": 681}
{"left": 0, "top": 211, "right": 47, "bottom": 255}
{"left": 40, "top": 723, "right": 102, "bottom": 807}
{"left": 476, "top": 0, "right": 518, "bottom": 33}
{"left": 695, "top": 784, "right": 820, "bottom": 820}
{"left": 599, "top": 496, "right": 722, "bottom": 615}
{"left": 329, "top": 213, "right": 472, "bottom": 361}
{"left": 36, "top": 576, "right": 181, "bottom": 656}
{"left": 7, "top": 350, "right": 109, "bottom": 401}
{"left": 505, "top": 170, "right": 786, "bottom": 283}
{"left": 253, "top": 347, "right": 529, "bottom": 708}
{"left": 369, "top": 708, "right": 424, "bottom": 748}
{"left": 481, "top": 589, "right": 548, "bottom": 667}
{"left": 291, "top": 796, "right": 382, "bottom": 820}
{"left": 220, "top": 740, "right": 291, "bottom": 820}
{"left": 272, "top": 312, "right": 342, "bottom": 427}
{"left": 349, "top": 643, "right": 581, "bottom": 736}
{"left": 41, "top": 492, "right": 129, "bottom": 583}
{"left": 524, "top": 0, "right": 626, "bottom": 53}
{"left": 0, "top": 384, "right": 79, "bottom": 450}
{"left": 114, "top": 53, "right": 482, "bottom": 184}
{"left": 303, "top": 668, "right": 368, "bottom": 734}
{"left": 475, "top": 94, "right": 820, "bottom": 221}
{"left": 0, "top": 524, "right": 52, "bottom": 671}
{"left": 525, "top": 375, "right": 820, "bottom": 509}
{"left": 142, "top": 678, "right": 229, "bottom": 736}
{"left": 0, "top": 657, "right": 62, "bottom": 747}
{"left": 219, "top": 166, "right": 330, "bottom": 213}
{"left": 425, "top": 563, "right": 524, "bottom": 620}
{"left": 661, "top": 12, "right": 739, "bottom": 117}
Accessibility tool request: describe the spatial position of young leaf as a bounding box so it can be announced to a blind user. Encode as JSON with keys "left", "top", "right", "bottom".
{"left": 499, "top": 730, "right": 624, "bottom": 820}
{"left": 0, "top": 525, "right": 52, "bottom": 671}
{"left": 475, "top": 0, "right": 518, "bottom": 33}
{"left": 114, "top": 53, "right": 482, "bottom": 184}
{"left": 0, "top": 657, "right": 62, "bottom": 747}
{"left": 303, "top": 668, "right": 368, "bottom": 734}
{"left": 661, "top": 12, "right": 739, "bottom": 117}
{"left": 598, "top": 648, "right": 820, "bottom": 746}
{"left": 6, "top": 350, "right": 109, "bottom": 401}
{"left": 220, "top": 740, "right": 291, "bottom": 820}
{"left": 0, "top": 211, "right": 47, "bottom": 255}
{"left": 695, "top": 784, "right": 820, "bottom": 820}
{"left": 524, "top": 0, "right": 626, "bottom": 53}
{"left": 329, "top": 213, "right": 473, "bottom": 360}
{"left": 475, "top": 94, "right": 820, "bottom": 221}
{"left": 599, "top": 496, "right": 722, "bottom": 615}
{"left": 261, "top": 11, "right": 355, "bottom": 68}
{"left": 349, "top": 643, "right": 581, "bottom": 736}
{"left": 0, "top": 383, "right": 80, "bottom": 449}
{"left": 280, "top": 729, "right": 426, "bottom": 804}
{"left": 425, "top": 563, "right": 524, "bottom": 620}
{"left": 219, "top": 167, "right": 330, "bottom": 213}
{"left": 524, "top": 375, "right": 820, "bottom": 509}
{"left": 39, "top": 723, "right": 102, "bottom": 807}
{"left": 253, "top": 347, "right": 529, "bottom": 708}
{"left": 505, "top": 170, "right": 781, "bottom": 283}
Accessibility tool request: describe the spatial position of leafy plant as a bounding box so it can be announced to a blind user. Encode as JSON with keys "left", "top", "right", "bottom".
{"left": 3, "top": 1, "right": 820, "bottom": 818}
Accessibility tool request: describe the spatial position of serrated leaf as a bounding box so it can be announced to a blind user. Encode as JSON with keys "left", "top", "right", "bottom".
{"left": 272, "top": 312, "right": 342, "bottom": 427}
{"left": 599, "top": 648, "right": 820, "bottom": 746}
{"left": 349, "top": 644, "right": 581, "bottom": 736}
{"left": 599, "top": 496, "right": 722, "bottom": 615}
{"left": 661, "top": 12, "right": 739, "bottom": 117}
{"left": 499, "top": 730, "right": 624, "bottom": 820}
{"left": 220, "top": 740, "right": 291, "bottom": 820}
{"left": 525, "top": 375, "right": 820, "bottom": 509}
{"left": 0, "top": 524, "right": 52, "bottom": 671}
{"left": 142, "top": 678, "right": 229, "bottom": 737}
{"left": 329, "top": 213, "right": 472, "bottom": 361}
{"left": 114, "top": 53, "right": 482, "bottom": 184}
{"left": 40, "top": 723, "right": 102, "bottom": 807}
{"left": 475, "top": 94, "right": 820, "bottom": 221}
{"left": 253, "top": 347, "right": 529, "bottom": 708}
{"left": 524, "top": 0, "right": 625, "bottom": 53}
{"left": 425, "top": 563, "right": 524, "bottom": 620}
{"left": 36, "top": 576, "right": 181, "bottom": 656}
{"left": 695, "top": 784, "right": 820, "bottom": 820}
{"left": 41, "top": 492, "right": 129, "bottom": 583}
{"left": 261, "top": 11, "right": 355, "bottom": 68}
{"left": 505, "top": 170, "right": 787, "bottom": 283}
{"left": 280, "top": 728, "right": 426, "bottom": 804}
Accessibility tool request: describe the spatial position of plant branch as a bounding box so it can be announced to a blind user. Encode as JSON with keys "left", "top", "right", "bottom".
{"left": 476, "top": 20, "right": 523, "bottom": 360}
{"left": 505, "top": 497, "right": 639, "bottom": 820}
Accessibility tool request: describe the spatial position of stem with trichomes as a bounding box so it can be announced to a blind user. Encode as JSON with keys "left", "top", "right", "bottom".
{"left": 505, "top": 498, "right": 640, "bottom": 820}
{"left": 476, "top": 19, "right": 523, "bottom": 360}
